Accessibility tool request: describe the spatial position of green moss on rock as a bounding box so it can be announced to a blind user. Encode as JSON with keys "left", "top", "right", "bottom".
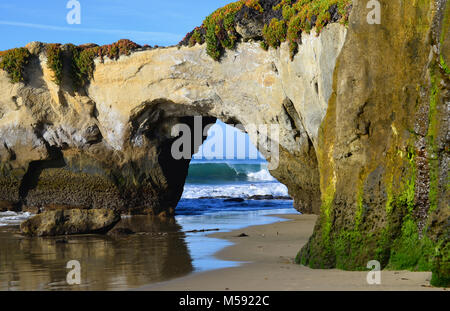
{"left": 387, "top": 216, "right": 435, "bottom": 271}
{"left": 298, "top": 141, "right": 448, "bottom": 285}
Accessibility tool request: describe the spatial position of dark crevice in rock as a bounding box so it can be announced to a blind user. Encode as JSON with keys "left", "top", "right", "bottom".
{"left": 84, "top": 124, "right": 103, "bottom": 145}
{"left": 130, "top": 101, "right": 163, "bottom": 141}
{"left": 282, "top": 97, "right": 312, "bottom": 145}
{"left": 355, "top": 101, "right": 371, "bottom": 137}
{"left": 271, "top": 62, "right": 279, "bottom": 75}
{"left": 3, "top": 143, "right": 16, "bottom": 161}
{"left": 282, "top": 98, "right": 301, "bottom": 131}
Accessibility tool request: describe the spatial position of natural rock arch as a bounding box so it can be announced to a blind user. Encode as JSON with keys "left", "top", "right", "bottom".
{"left": 0, "top": 0, "right": 448, "bottom": 286}
{"left": 0, "top": 23, "right": 346, "bottom": 216}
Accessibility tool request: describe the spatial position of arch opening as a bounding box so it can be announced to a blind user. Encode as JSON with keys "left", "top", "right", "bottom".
{"left": 174, "top": 119, "right": 294, "bottom": 216}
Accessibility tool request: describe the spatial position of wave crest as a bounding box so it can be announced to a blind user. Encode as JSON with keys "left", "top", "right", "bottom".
{"left": 186, "top": 162, "right": 276, "bottom": 183}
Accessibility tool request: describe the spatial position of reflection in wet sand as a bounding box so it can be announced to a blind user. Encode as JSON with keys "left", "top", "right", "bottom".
{"left": 0, "top": 216, "right": 193, "bottom": 290}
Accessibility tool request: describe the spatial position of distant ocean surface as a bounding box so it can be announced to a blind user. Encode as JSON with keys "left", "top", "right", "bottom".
{"left": 0, "top": 160, "right": 293, "bottom": 226}
{"left": 177, "top": 159, "right": 293, "bottom": 216}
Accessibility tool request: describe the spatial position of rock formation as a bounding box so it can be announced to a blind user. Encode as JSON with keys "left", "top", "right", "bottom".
{"left": 0, "top": 0, "right": 448, "bottom": 285}
{"left": 20, "top": 209, "right": 120, "bottom": 236}
{"left": 0, "top": 23, "right": 346, "bottom": 216}
{"left": 297, "top": 0, "right": 449, "bottom": 287}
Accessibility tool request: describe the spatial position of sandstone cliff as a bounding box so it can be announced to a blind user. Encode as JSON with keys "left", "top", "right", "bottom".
{"left": 0, "top": 24, "right": 346, "bottom": 216}
{"left": 0, "top": 0, "right": 448, "bottom": 286}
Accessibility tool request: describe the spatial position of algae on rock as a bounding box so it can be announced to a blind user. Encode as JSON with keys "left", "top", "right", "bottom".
{"left": 297, "top": 0, "right": 449, "bottom": 287}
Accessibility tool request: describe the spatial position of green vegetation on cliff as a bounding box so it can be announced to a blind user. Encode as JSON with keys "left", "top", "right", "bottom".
{"left": 0, "top": 39, "right": 141, "bottom": 87}
{"left": 67, "top": 44, "right": 98, "bottom": 89}
{"left": 69, "top": 39, "right": 141, "bottom": 89}
{"left": 188, "top": 27, "right": 205, "bottom": 47}
{"left": 181, "top": 0, "right": 352, "bottom": 60}
{"left": 46, "top": 44, "right": 64, "bottom": 85}
{"left": 201, "top": 0, "right": 263, "bottom": 60}
{"left": 267, "top": 0, "right": 351, "bottom": 59}
{"left": 440, "top": 1, "right": 450, "bottom": 75}
{"left": 0, "top": 48, "right": 31, "bottom": 83}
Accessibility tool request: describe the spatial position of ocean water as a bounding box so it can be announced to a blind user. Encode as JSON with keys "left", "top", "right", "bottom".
{"left": 180, "top": 160, "right": 290, "bottom": 208}
{"left": 172, "top": 160, "right": 297, "bottom": 273}
{"left": 0, "top": 211, "right": 32, "bottom": 227}
{"left": 0, "top": 160, "right": 297, "bottom": 290}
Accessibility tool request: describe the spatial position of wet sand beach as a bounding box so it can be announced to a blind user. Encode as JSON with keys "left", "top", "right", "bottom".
{"left": 0, "top": 208, "right": 293, "bottom": 290}
{"left": 141, "top": 214, "right": 444, "bottom": 291}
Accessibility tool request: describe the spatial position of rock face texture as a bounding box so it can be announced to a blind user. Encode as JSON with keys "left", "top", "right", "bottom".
{"left": 297, "top": 0, "right": 450, "bottom": 287}
{"left": 20, "top": 209, "right": 120, "bottom": 236}
{"left": 0, "top": 0, "right": 448, "bottom": 285}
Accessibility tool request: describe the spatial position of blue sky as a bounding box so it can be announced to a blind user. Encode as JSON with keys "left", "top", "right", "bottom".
{"left": 0, "top": 0, "right": 231, "bottom": 50}
{"left": 194, "top": 121, "right": 264, "bottom": 161}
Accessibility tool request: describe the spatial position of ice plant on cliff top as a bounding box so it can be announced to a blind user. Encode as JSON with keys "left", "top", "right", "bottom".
{"left": 182, "top": 0, "right": 352, "bottom": 61}
{"left": 46, "top": 44, "right": 64, "bottom": 85}
{"left": 0, "top": 48, "right": 32, "bottom": 83}
{"left": 0, "top": 39, "right": 142, "bottom": 87}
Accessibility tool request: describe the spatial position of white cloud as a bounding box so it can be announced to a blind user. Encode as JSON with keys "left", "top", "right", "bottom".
{"left": 0, "top": 20, "right": 182, "bottom": 43}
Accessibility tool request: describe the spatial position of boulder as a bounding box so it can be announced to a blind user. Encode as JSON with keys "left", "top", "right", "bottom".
{"left": 235, "top": 10, "right": 264, "bottom": 40}
{"left": 20, "top": 209, "right": 120, "bottom": 236}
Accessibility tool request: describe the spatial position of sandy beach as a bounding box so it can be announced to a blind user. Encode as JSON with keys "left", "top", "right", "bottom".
{"left": 140, "top": 214, "right": 445, "bottom": 291}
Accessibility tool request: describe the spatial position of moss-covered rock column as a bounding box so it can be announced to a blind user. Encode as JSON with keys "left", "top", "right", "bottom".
{"left": 297, "top": 0, "right": 449, "bottom": 287}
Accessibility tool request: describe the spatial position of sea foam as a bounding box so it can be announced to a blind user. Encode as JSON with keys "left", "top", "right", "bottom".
{"left": 0, "top": 211, "right": 33, "bottom": 226}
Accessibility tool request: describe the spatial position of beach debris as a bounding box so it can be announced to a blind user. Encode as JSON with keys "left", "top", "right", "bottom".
{"left": 136, "top": 232, "right": 168, "bottom": 237}
{"left": 185, "top": 228, "right": 220, "bottom": 233}
{"left": 224, "top": 198, "right": 245, "bottom": 203}
{"left": 247, "top": 195, "right": 292, "bottom": 201}
{"left": 237, "top": 233, "right": 249, "bottom": 237}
